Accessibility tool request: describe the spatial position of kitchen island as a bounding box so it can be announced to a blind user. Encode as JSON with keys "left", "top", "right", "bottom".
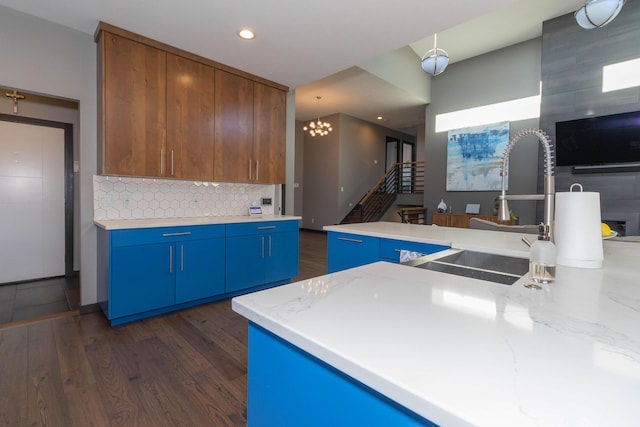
{"left": 232, "top": 222, "right": 640, "bottom": 426}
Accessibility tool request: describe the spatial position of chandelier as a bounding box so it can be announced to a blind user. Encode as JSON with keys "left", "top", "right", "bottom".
{"left": 421, "top": 33, "right": 449, "bottom": 76}
{"left": 575, "top": 0, "right": 626, "bottom": 29}
{"left": 304, "top": 96, "right": 332, "bottom": 137}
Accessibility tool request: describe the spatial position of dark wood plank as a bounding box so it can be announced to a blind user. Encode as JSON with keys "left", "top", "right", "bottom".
{"left": 0, "top": 326, "right": 28, "bottom": 425}
{"left": 26, "top": 321, "right": 71, "bottom": 426}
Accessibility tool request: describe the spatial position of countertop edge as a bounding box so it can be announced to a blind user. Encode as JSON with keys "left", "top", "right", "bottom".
{"left": 94, "top": 215, "right": 301, "bottom": 230}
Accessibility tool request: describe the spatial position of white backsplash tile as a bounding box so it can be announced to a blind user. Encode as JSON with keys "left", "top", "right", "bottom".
{"left": 93, "top": 175, "right": 276, "bottom": 220}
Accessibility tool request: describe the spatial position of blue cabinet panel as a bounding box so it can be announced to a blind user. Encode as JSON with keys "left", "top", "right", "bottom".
{"left": 265, "top": 231, "right": 298, "bottom": 283}
{"left": 327, "top": 232, "right": 379, "bottom": 273}
{"left": 379, "top": 238, "right": 448, "bottom": 263}
{"left": 248, "top": 323, "right": 436, "bottom": 427}
{"left": 226, "top": 234, "right": 265, "bottom": 292}
{"left": 110, "top": 242, "right": 175, "bottom": 318}
{"left": 175, "top": 238, "right": 225, "bottom": 304}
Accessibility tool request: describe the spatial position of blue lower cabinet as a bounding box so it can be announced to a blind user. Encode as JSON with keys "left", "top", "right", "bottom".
{"left": 98, "top": 224, "right": 226, "bottom": 325}
{"left": 327, "top": 232, "right": 449, "bottom": 273}
{"left": 247, "top": 323, "right": 436, "bottom": 427}
{"left": 327, "top": 232, "right": 379, "bottom": 273}
{"left": 226, "top": 221, "right": 299, "bottom": 293}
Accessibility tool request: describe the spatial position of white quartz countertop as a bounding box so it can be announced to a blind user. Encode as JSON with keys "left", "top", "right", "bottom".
{"left": 94, "top": 215, "right": 301, "bottom": 230}
{"left": 324, "top": 221, "right": 537, "bottom": 258}
{"left": 233, "top": 223, "right": 640, "bottom": 427}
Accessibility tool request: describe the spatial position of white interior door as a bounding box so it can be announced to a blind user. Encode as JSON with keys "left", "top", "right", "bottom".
{"left": 0, "top": 121, "right": 65, "bottom": 283}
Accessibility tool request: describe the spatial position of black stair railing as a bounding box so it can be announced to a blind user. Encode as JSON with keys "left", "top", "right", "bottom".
{"left": 341, "top": 161, "right": 424, "bottom": 224}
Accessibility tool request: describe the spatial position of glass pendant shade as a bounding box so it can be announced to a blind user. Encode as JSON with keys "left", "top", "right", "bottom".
{"left": 575, "top": 0, "right": 625, "bottom": 29}
{"left": 421, "top": 49, "right": 450, "bottom": 76}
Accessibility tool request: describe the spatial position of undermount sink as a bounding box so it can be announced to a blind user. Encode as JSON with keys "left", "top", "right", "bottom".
{"left": 403, "top": 250, "right": 529, "bottom": 285}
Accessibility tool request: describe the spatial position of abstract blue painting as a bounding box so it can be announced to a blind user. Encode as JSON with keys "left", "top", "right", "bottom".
{"left": 446, "top": 122, "right": 510, "bottom": 191}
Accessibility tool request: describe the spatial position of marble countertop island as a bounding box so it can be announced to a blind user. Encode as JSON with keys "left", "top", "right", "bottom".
{"left": 233, "top": 222, "right": 640, "bottom": 427}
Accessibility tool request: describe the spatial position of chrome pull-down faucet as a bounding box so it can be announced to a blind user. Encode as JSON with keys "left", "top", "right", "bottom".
{"left": 498, "top": 128, "right": 555, "bottom": 239}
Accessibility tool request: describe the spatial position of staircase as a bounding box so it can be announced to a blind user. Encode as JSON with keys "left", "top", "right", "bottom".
{"left": 341, "top": 161, "right": 424, "bottom": 224}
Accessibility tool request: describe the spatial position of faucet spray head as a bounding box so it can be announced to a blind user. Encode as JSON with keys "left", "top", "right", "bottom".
{"left": 498, "top": 192, "right": 510, "bottom": 222}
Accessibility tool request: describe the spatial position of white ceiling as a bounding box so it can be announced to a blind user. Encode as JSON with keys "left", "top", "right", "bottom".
{"left": 0, "top": 0, "right": 586, "bottom": 132}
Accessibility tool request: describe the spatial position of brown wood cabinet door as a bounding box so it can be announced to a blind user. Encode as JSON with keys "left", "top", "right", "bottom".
{"left": 166, "top": 54, "right": 215, "bottom": 181}
{"left": 100, "top": 33, "right": 166, "bottom": 176}
{"left": 253, "top": 82, "right": 286, "bottom": 184}
{"left": 214, "top": 70, "right": 254, "bottom": 183}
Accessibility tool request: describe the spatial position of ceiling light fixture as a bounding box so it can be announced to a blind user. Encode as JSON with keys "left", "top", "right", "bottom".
{"left": 421, "top": 33, "right": 449, "bottom": 76}
{"left": 575, "top": 0, "right": 626, "bottom": 29}
{"left": 303, "top": 96, "right": 332, "bottom": 137}
{"left": 238, "top": 29, "right": 255, "bottom": 40}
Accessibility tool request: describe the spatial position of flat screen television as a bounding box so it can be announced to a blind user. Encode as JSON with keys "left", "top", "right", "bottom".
{"left": 555, "top": 110, "right": 640, "bottom": 167}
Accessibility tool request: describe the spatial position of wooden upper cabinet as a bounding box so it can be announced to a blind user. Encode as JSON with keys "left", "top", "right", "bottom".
{"left": 253, "top": 82, "right": 286, "bottom": 184}
{"left": 166, "top": 54, "right": 215, "bottom": 181}
{"left": 97, "top": 23, "right": 288, "bottom": 182}
{"left": 98, "top": 32, "right": 167, "bottom": 177}
{"left": 214, "top": 69, "right": 254, "bottom": 183}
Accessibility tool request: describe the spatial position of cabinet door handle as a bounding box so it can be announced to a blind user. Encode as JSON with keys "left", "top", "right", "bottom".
{"left": 261, "top": 236, "right": 265, "bottom": 259}
{"left": 169, "top": 245, "right": 173, "bottom": 273}
{"left": 255, "top": 160, "right": 259, "bottom": 182}
{"left": 268, "top": 235, "right": 272, "bottom": 257}
{"left": 257, "top": 226, "right": 276, "bottom": 230}
{"left": 160, "top": 149, "right": 164, "bottom": 175}
{"left": 248, "top": 160, "right": 252, "bottom": 180}
{"left": 171, "top": 150, "right": 174, "bottom": 176}
{"left": 162, "top": 232, "right": 192, "bottom": 237}
{"left": 338, "top": 237, "right": 363, "bottom": 243}
{"left": 180, "top": 244, "right": 184, "bottom": 271}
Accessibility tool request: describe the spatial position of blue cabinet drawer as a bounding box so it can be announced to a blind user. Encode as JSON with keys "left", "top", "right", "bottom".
{"left": 379, "top": 239, "right": 448, "bottom": 263}
{"left": 327, "top": 232, "right": 379, "bottom": 273}
{"left": 110, "top": 224, "right": 225, "bottom": 247}
{"left": 226, "top": 220, "right": 298, "bottom": 237}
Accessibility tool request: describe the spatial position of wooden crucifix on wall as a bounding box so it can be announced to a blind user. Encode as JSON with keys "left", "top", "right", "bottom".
{"left": 5, "top": 89, "right": 25, "bottom": 114}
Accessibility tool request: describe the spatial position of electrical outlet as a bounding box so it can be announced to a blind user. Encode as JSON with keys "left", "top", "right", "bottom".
{"left": 261, "top": 197, "right": 272, "bottom": 205}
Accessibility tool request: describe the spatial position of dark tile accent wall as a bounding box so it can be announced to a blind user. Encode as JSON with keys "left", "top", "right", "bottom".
{"left": 540, "top": 1, "right": 640, "bottom": 235}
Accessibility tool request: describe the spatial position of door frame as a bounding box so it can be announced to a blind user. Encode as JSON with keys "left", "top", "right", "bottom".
{"left": 0, "top": 113, "right": 74, "bottom": 277}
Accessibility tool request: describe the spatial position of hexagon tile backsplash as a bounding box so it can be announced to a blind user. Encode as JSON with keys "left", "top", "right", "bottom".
{"left": 93, "top": 175, "right": 276, "bottom": 220}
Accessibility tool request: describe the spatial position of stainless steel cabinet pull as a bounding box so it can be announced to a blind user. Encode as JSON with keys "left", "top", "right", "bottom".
{"left": 171, "top": 150, "right": 174, "bottom": 176}
{"left": 268, "top": 235, "right": 272, "bottom": 257}
{"left": 255, "top": 160, "right": 259, "bottom": 181}
{"left": 249, "top": 160, "right": 252, "bottom": 180}
{"left": 160, "top": 149, "right": 164, "bottom": 175}
{"left": 337, "top": 237, "right": 363, "bottom": 243}
{"left": 257, "top": 226, "right": 276, "bottom": 230}
{"left": 180, "top": 244, "right": 184, "bottom": 271}
{"left": 261, "top": 236, "right": 265, "bottom": 258}
{"left": 162, "top": 232, "right": 192, "bottom": 237}
{"left": 169, "top": 246, "right": 173, "bottom": 273}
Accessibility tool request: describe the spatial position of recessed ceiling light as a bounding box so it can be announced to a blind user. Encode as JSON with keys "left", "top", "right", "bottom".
{"left": 238, "top": 29, "right": 255, "bottom": 40}
{"left": 377, "top": 116, "right": 384, "bottom": 120}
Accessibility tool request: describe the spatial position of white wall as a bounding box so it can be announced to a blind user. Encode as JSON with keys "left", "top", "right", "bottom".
{"left": 0, "top": 5, "right": 98, "bottom": 306}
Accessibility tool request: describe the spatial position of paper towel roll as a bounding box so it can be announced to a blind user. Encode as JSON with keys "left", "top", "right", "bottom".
{"left": 554, "top": 183, "right": 603, "bottom": 268}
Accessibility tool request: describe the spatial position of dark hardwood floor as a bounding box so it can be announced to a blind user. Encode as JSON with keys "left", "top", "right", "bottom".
{"left": 0, "top": 229, "right": 327, "bottom": 427}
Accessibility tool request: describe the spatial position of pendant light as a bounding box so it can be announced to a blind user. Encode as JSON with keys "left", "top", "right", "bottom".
{"left": 421, "top": 33, "right": 449, "bottom": 76}
{"left": 575, "top": 0, "right": 626, "bottom": 29}
{"left": 303, "top": 96, "right": 332, "bottom": 137}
